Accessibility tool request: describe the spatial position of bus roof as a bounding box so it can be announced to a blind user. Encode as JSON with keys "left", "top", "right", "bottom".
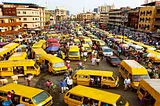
{"left": 121, "top": 60, "right": 148, "bottom": 75}
{"left": 0, "top": 59, "right": 35, "bottom": 66}
{"left": 32, "top": 48, "right": 47, "bottom": 55}
{"left": 3, "top": 43, "right": 19, "bottom": 49}
{"left": 69, "top": 85, "right": 120, "bottom": 104}
{"left": 40, "top": 54, "right": 64, "bottom": 63}
{"left": 0, "top": 48, "right": 9, "bottom": 56}
{"left": 82, "top": 44, "right": 90, "bottom": 47}
{"left": 9, "top": 52, "right": 27, "bottom": 60}
{"left": 140, "top": 79, "right": 160, "bottom": 101}
{"left": 76, "top": 70, "right": 113, "bottom": 76}
{"left": 69, "top": 46, "right": 79, "bottom": 51}
{"left": 0, "top": 83, "right": 43, "bottom": 98}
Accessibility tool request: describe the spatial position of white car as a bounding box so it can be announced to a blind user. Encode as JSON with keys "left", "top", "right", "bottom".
{"left": 102, "top": 46, "right": 113, "bottom": 56}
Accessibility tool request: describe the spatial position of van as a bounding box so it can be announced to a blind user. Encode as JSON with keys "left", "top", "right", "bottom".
{"left": 137, "top": 79, "right": 160, "bottom": 106}
{"left": 9, "top": 52, "right": 27, "bottom": 60}
{"left": 3, "top": 43, "right": 19, "bottom": 54}
{"left": 32, "top": 40, "right": 46, "bottom": 49}
{"left": 101, "top": 46, "right": 113, "bottom": 56}
{"left": 83, "top": 39, "right": 93, "bottom": 46}
{"left": 73, "top": 70, "right": 119, "bottom": 88}
{"left": 129, "top": 45, "right": 144, "bottom": 52}
{"left": 119, "top": 60, "right": 150, "bottom": 89}
{"left": 64, "top": 85, "right": 129, "bottom": 106}
{"left": 73, "top": 39, "right": 81, "bottom": 45}
{"left": 0, "top": 59, "right": 40, "bottom": 76}
{"left": 81, "top": 44, "right": 92, "bottom": 53}
{"left": 39, "top": 54, "right": 67, "bottom": 74}
{"left": 68, "top": 46, "right": 80, "bottom": 60}
{"left": 0, "top": 48, "right": 11, "bottom": 60}
{"left": 32, "top": 48, "right": 47, "bottom": 62}
{"left": 0, "top": 83, "right": 53, "bottom": 106}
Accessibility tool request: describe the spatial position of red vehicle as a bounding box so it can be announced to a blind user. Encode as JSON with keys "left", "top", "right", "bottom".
{"left": 106, "top": 56, "right": 121, "bottom": 66}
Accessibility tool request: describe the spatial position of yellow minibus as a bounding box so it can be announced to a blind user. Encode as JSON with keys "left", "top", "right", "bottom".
{"left": 39, "top": 54, "right": 67, "bottom": 74}
{"left": 9, "top": 52, "right": 27, "bottom": 60}
{"left": 64, "top": 85, "right": 129, "bottom": 106}
{"left": 0, "top": 83, "right": 53, "bottom": 106}
{"left": 3, "top": 43, "right": 19, "bottom": 54}
{"left": 119, "top": 60, "right": 150, "bottom": 89}
{"left": 68, "top": 46, "right": 80, "bottom": 60}
{"left": 73, "top": 70, "right": 119, "bottom": 88}
{"left": 32, "top": 48, "right": 47, "bottom": 62}
{"left": 0, "top": 59, "right": 40, "bottom": 76}
{"left": 137, "top": 79, "right": 160, "bottom": 106}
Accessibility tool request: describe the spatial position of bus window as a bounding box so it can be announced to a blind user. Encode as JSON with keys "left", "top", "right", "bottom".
{"left": 27, "top": 66, "right": 35, "bottom": 70}
{"left": 69, "top": 94, "right": 82, "bottom": 102}
{"left": 101, "top": 102, "right": 112, "bottom": 106}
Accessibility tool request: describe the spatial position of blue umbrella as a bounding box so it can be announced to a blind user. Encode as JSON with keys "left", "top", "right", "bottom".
{"left": 46, "top": 46, "right": 59, "bottom": 51}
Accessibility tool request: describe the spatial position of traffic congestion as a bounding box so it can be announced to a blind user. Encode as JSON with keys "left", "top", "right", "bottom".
{"left": 0, "top": 21, "right": 160, "bottom": 106}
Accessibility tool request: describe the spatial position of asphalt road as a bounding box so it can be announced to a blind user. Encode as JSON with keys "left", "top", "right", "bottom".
{"left": 33, "top": 57, "right": 141, "bottom": 106}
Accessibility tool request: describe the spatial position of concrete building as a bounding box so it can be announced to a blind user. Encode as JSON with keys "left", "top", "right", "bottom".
{"left": 0, "top": 16, "right": 22, "bottom": 36}
{"left": 100, "top": 12, "right": 109, "bottom": 24}
{"left": 139, "top": 1, "right": 160, "bottom": 32}
{"left": 98, "top": 4, "right": 115, "bottom": 13}
{"left": 128, "top": 8, "right": 140, "bottom": 29}
{"left": 3, "top": 2, "right": 45, "bottom": 29}
{"left": 0, "top": 4, "right": 2, "bottom": 16}
{"left": 77, "top": 12, "right": 94, "bottom": 22}
{"left": 55, "top": 6, "right": 67, "bottom": 21}
{"left": 45, "top": 10, "right": 51, "bottom": 23}
{"left": 93, "top": 8, "right": 98, "bottom": 13}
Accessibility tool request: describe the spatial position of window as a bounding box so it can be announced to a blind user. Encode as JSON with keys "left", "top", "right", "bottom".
{"left": 140, "top": 87, "right": 146, "bottom": 95}
{"left": 69, "top": 94, "right": 82, "bottom": 102}
{"left": 101, "top": 102, "right": 112, "bottom": 106}
{"left": 27, "top": 66, "right": 35, "bottom": 70}
{"left": 19, "top": 18, "right": 21, "bottom": 21}
{"left": 23, "top": 11, "right": 26, "bottom": 14}
{"left": 33, "top": 18, "right": 34, "bottom": 20}
{"left": 24, "top": 24, "right": 27, "bottom": 27}
{"left": 2, "top": 68, "right": 8, "bottom": 71}
{"left": 22, "top": 97, "right": 33, "bottom": 104}
{"left": 0, "top": 92, "right": 7, "bottom": 97}
{"left": 17, "top": 11, "right": 20, "bottom": 14}
{"left": 66, "top": 92, "right": 70, "bottom": 96}
{"left": 23, "top": 18, "right": 27, "bottom": 21}
{"left": 78, "top": 75, "right": 88, "bottom": 79}
{"left": 108, "top": 77, "right": 114, "bottom": 81}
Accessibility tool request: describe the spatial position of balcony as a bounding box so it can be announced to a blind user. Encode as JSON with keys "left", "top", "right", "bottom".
{"left": 0, "top": 28, "right": 23, "bottom": 35}
{"left": 109, "top": 15, "right": 122, "bottom": 18}
{"left": 155, "top": 14, "right": 160, "bottom": 18}
{"left": 0, "top": 22, "right": 22, "bottom": 27}
{"left": 154, "top": 21, "right": 160, "bottom": 26}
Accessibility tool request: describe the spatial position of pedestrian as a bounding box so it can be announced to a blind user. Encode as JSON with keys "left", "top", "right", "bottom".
{"left": 96, "top": 56, "right": 100, "bottom": 66}
{"left": 124, "top": 77, "right": 131, "bottom": 91}
{"left": 7, "top": 91, "right": 12, "bottom": 103}
{"left": 67, "top": 76, "right": 73, "bottom": 90}
{"left": 60, "top": 79, "right": 67, "bottom": 93}
{"left": 25, "top": 75, "right": 32, "bottom": 86}
{"left": 91, "top": 57, "right": 96, "bottom": 66}
{"left": 68, "top": 68, "right": 73, "bottom": 76}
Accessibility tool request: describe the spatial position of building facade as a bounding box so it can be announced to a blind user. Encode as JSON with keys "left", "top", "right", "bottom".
{"left": 128, "top": 8, "right": 140, "bottom": 29}
{"left": 77, "top": 12, "right": 94, "bottom": 22}
{"left": 98, "top": 4, "right": 115, "bottom": 13}
{"left": 0, "top": 16, "right": 22, "bottom": 35}
{"left": 100, "top": 12, "right": 109, "bottom": 24}
{"left": 0, "top": 5, "right": 2, "bottom": 16}
{"left": 55, "top": 6, "right": 67, "bottom": 21}
{"left": 3, "top": 2, "right": 45, "bottom": 29}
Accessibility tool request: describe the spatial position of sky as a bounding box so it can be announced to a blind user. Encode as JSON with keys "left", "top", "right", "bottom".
{"left": 0, "top": 0, "right": 145, "bottom": 14}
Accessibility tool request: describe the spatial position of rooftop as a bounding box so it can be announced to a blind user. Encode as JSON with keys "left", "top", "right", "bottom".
{"left": 141, "top": 1, "right": 160, "bottom": 6}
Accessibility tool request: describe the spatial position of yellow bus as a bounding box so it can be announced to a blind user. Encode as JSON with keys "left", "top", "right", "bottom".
{"left": 32, "top": 40, "right": 46, "bottom": 49}
{"left": 3, "top": 43, "right": 19, "bottom": 54}
{"left": 32, "top": 48, "right": 47, "bottom": 62}
{"left": 0, "top": 59, "right": 40, "bottom": 76}
{"left": 119, "top": 60, "right": 150, "bottom": 89}
{"left": 137, "top": 79, "right": 160, "bottom": 106}
{"left": 68, "top": 46, "right": 80, "bottom": 60}
{"left": 73, "top": 70, "right": 119, "bottom": 88}
{"left": 0, "top": 48, "right": 11, "bottom": 60}
{"left": 39, "top": 54, "right": 67, "bottom": 74}
{"left": 0, "top": 83, "right": 53, "bottom": 106}
{"left": 64, "top": 85, "right": 129, "bottom": 106}
{"left": 9, "top": 52, "right": 27, "bottom": 60}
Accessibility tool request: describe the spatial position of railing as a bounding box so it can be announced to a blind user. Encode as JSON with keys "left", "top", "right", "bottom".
{"left": 0, "top": 28, "right": 23, "bottom": 35}
{"left": 0, "top": 22, "right": 22, "bottom": 27}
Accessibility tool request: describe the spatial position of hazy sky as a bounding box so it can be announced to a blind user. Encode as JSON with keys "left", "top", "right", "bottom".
{"left": 0, "top": 0, "right": 145, "bottom": 14}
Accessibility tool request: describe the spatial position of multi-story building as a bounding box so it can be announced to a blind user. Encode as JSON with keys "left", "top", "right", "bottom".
{"left": 45, "top": 10, "right": 51, "bottom": 23}
{"left": 108, "top": 7, "right": 131, "bottom": 26}
{"left": 100, "top": 12, "right": 109, "bottom": 24}
{"left": 55, "top": 6, "right": 67, "bottom": 21}
{"left": 98, "top": 4, "right": 115, "bottom": 13}
{"left": 0, "top": 16, "right": 22, "bottom": 36}
{"left": 3, "top": 2, "right": 45, "bottom": 29}
{"left": 128, "top": 8, "right": 140, "bottom": 29}
{"left": 138, "top": 1, "right": 160, "bottom": 32}
{"left": 77, "top": 12, "right": 94, "bottom": 22}
{"left": 0, "top": 4, "right": 2, "bottom": 16}
{"left": 93, "top": 8, "right": 98, "bottom": 13}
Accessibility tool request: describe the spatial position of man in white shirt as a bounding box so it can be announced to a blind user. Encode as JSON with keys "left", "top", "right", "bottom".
{"left": 124, "top": 77, "right": 131, "bottom": 91}
{"left": 67, "top": 77, "right": 73, "bottom": 90}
